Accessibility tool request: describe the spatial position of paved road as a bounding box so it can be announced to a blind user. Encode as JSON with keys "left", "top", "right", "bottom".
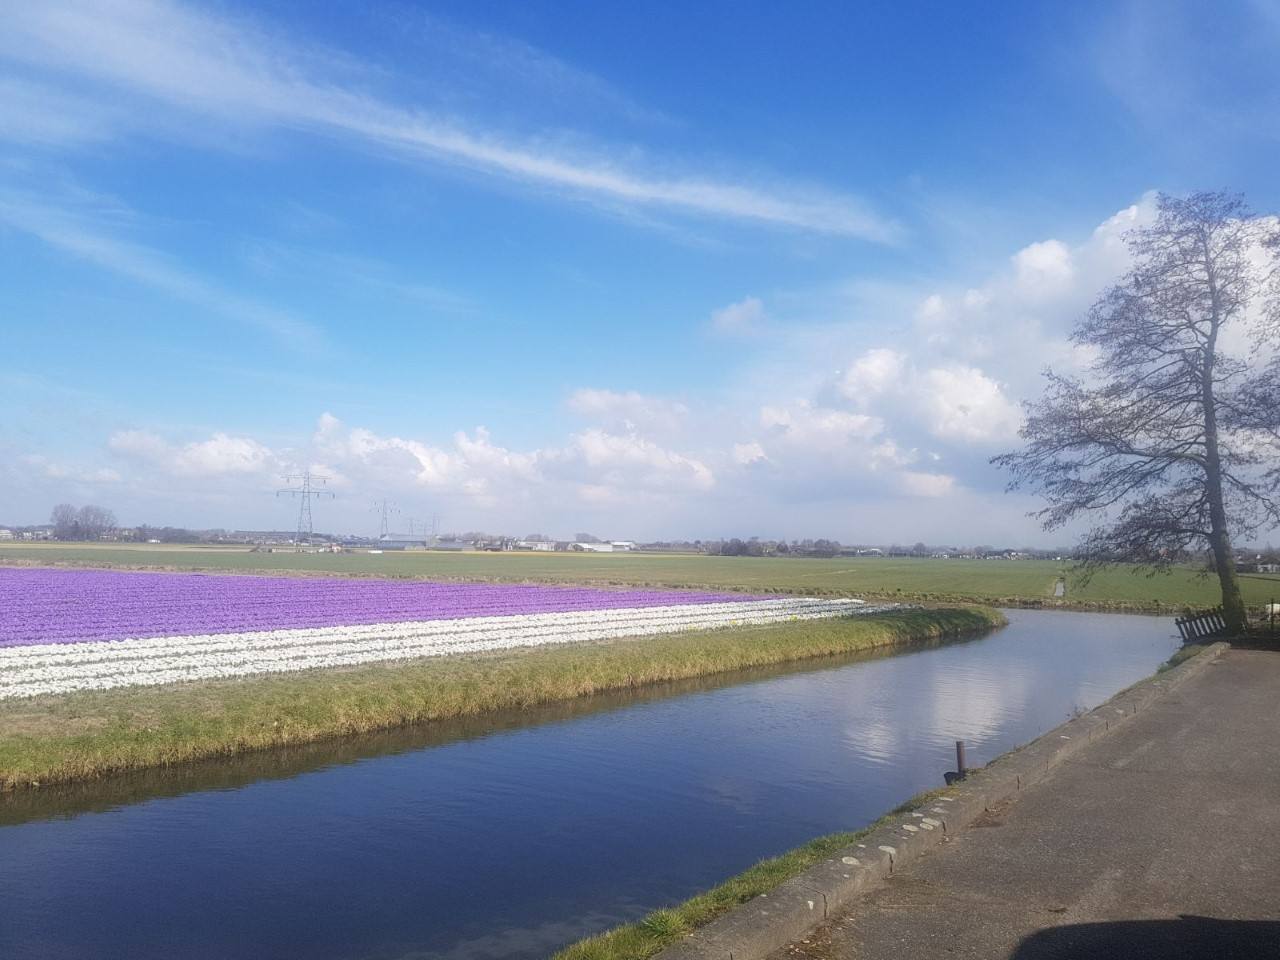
{"left": 773, "top": 649, "right": 1280, "bottom": 960}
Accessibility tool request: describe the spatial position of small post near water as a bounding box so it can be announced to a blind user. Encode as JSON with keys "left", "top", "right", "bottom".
{"left": 944, "top": 740, "right": 968, "bottom": 786}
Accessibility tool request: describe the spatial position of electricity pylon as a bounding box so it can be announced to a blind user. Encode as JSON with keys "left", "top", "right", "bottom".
{"left": 277, "top": 471, "right": 334, "bottom": 548}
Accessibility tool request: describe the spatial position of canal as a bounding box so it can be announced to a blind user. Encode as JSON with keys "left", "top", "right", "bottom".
{"left": 0, "top": 609, "right": 1179, "bottom": 959}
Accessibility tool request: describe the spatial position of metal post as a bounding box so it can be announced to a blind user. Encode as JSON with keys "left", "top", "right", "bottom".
{"left": 956, "top": 740, "right": 967, "bottom": 779}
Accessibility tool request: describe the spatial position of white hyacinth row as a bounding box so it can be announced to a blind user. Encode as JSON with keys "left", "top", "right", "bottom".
{"left": 0, "top": 598, "right": 892, "bottom": 700}
{"left": 0, "top": 599, "right": 866, "bottom": 674}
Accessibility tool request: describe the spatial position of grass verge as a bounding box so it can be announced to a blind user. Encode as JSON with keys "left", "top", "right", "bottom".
{"left": 553, "top": 789, "right": 946, "bottom": 960}
{"left": 1157, "top": 643, "right": 1209, "bottom": 672}
{"left": 0, "top": 606, "right": 1003, "bottom": 791}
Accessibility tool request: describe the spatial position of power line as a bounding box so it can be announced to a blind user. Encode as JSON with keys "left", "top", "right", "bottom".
{"left": 403, "top": 513, "right": 440, "bottom": 541}
{"left": 277, "top": 471, "right": 335, "bottom": 548}
{"left": 372, "top": 498, "right": 397, "bottom": 538}
{"left": 409, "top": 515, "right": 438, "bottom": 536}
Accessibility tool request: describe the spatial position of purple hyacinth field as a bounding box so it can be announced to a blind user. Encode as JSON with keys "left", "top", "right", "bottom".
{"left": 0, "top": 568, "right": 759, "bottom": 647}
{"left": 0, "top": 568, "right": 874, "bottom": 699}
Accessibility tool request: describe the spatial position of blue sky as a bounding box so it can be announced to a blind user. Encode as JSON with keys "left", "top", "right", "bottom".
{"left": 2, "top": 0, "right": 1278, "bottom": 542}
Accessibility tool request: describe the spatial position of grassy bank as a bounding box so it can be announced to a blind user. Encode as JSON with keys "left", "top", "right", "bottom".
{"left": 554, "top": 789, "right": 945, "bottom": 960}
{"left": 0, "top": 606, "right": 1003, "bottom": 791}
{"left": 4, "top": 544, "right": 1279, "bottom": 610}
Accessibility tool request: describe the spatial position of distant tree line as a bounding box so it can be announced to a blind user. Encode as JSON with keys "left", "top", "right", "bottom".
{"left": 691, "top": 538, "right": 1076, "bottom": 559}
{"left": 50, "top": 503, "right": 117, "bottom": 541}
{"left": 132, "top": 524, "right": 201, "bottom": 543}
{"left": 703, "top": 538, "right": 843, "bottom": 558}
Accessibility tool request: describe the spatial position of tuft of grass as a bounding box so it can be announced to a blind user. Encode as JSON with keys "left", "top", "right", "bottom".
{"left": 553, "top": 790, "right": 946, "bottom": 960}
{"left": 638, "top": 910, "right": 688, "bottom": 939}
{"left": 0, "top": 607, "right": 1004, "bottom": 790}
{"left": 1157, "top": 644, "right": 1208, "bottom": 672}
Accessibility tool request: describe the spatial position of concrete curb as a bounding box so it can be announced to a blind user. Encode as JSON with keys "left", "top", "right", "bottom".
{"left": 658, "top": 641, "right": 1230, "bottom": 960}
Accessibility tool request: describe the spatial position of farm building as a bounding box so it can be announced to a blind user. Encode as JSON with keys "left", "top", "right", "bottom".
{"left": 428, "top": 539, "right": 473, "bottom": 552}
{"left": 514, "top": 540, "right": 557, "bottom": 551}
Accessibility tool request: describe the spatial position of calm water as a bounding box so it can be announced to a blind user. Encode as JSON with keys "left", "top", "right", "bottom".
{"left": 0, "top": 610, "right": 1178, "bottom": 960}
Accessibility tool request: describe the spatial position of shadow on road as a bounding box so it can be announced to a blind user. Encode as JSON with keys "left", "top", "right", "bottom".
{"left": 1011, "top": 915, "right": 1280, "bottom": 959}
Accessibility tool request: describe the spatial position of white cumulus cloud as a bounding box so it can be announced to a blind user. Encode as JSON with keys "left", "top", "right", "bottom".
{"left": 915, "top": 365, "right": 1023, "bottom": 443}
{"left": 732, "top": 441, "right": 768, "bottom": 466}
{"left": 109, "top": 429, "right": 279, "bottom": 476}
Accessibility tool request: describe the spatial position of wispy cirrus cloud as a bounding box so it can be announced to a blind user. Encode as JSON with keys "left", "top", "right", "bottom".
{"left": 0, "top": 190, "right": 326, "bottom": 349}
{"left": 369, "top": 6, "right": 671, "bottom": 129}
{"left": 0, "top": 0, "right": 897, "bottom": 240}
{"left": 1093, "top": 0, "right": 1280, "bottom": 148}
{"left": 240, "top": 240, "right": 473, "bottom": 314}
{"left": 0, "top": 78, "right": 119, "bottom": 146}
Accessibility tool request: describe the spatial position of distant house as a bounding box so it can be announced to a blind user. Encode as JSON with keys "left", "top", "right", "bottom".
{"left": 573, "top": 542, "right": 614, "bottom": 552}
{"left": 515, "top": 539, "right": 557, "bottom": 552}
{"left": 376, "top": 536, "right": 428, "bottom": 551}
{"left": 609, "top": 541, "right": 636, "bottom": 551}
{"left": 0, "top": 528, "right": 13, "bottom": 541}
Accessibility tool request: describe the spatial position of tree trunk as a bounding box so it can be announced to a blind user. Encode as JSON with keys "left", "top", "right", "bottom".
{"left": 1202, "top": 248, "right": 1249, "bottom": 635}
{"left": 1203, "top": 365, "right": 1247, "bottom": 632}
{"left": 1209, "top": 524, "right": 1248, "bottom": 634}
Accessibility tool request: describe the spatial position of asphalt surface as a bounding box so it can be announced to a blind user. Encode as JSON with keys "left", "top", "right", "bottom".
{"left": 773, "top": 648, "right": 1280, "bottom": 960}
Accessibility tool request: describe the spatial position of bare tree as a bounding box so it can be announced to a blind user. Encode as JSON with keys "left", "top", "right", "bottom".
{"left": 51, "top": 503, "right": 79, "bottom": 540}
{"left": 49, "top": 503, "right": 117, "bottom": 540}
{"left": 995, "top": 192, "right": 1280, "bottom": 632}
{"left": 76, "top": 505, "right": 117, "bottom": 541}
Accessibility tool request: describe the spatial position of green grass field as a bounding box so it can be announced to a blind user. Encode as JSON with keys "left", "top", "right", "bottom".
{"left": 2, "top": 542, "right": 1277, "bottom": 609}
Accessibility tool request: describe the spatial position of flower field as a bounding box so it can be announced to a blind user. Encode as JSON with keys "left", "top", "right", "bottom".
{"left": 0, "top": 569, "right": 883, "bottom": 699}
